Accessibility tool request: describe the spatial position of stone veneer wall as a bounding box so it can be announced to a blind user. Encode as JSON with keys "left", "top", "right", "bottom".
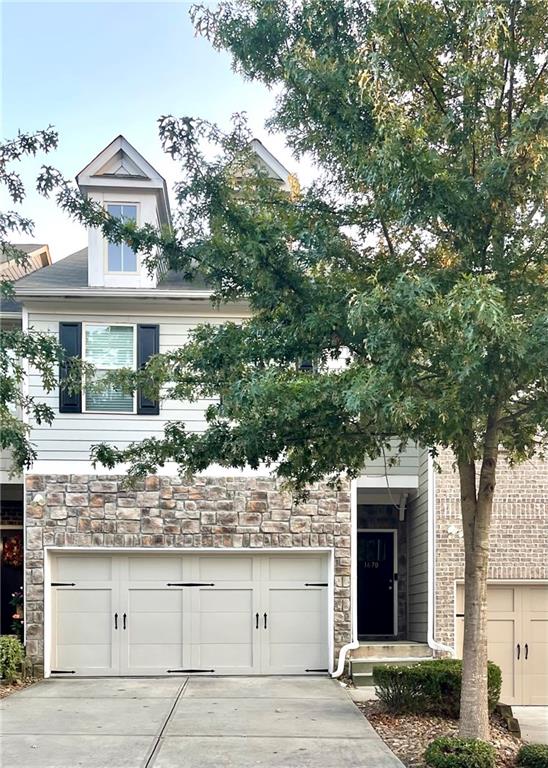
{"left": 24, "top": 474, "right": 352, "bottom": 671}
{"left": 435, "top": 450, "right": 548, "bottom": 647}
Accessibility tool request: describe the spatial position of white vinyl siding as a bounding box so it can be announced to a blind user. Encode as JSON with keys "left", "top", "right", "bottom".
{"left": 26, "top": 306, "right": 242, "bottom": 462}
{"left": 83, "top": 324, "right": 135, "bottom": 414}
{"left": 407, "top": 449, "right": 430, "bottom": 642}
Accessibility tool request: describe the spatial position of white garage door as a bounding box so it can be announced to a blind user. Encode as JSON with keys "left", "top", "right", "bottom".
{"left": 50, "top": 552, "right": 329, "bottom": 676}
{"left": 456, "top": 583, "right": 548, "bottom": 705}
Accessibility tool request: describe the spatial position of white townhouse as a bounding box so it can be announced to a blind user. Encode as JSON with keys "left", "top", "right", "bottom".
{"left": 1, "top": 136, "right": 545, "bottom": 705}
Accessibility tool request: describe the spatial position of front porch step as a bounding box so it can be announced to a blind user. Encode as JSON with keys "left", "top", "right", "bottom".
{"left": 350, "top": 657, "right": 431, "bottom": 676}
{"left": 350, "top": 642, "right": 432, "bottom": 660}
{"left": 349, "top": 644, "right": 433, "bottom": 688}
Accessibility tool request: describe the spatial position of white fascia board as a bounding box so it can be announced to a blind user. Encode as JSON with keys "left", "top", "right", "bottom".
{"left": 250, "top": 139, "right": 291, "bottom": 185}
{"left": 76, "top": 135, "right": 172, "bottom": 226}
{"left": 77, "top": 136, "right": 163, "bottom": 186}
{"left": 356, "top": 474, "right": 419, "bottom": 489}
{"left": 0, "top": 311, "right": 22, "bottom": 319}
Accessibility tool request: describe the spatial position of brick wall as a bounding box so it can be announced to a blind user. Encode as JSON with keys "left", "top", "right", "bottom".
{"left": 435, "top": 451, "right": 548, "bottom": 646}
{"left": 25, "top": 474, "right": 352, "bottom": 671}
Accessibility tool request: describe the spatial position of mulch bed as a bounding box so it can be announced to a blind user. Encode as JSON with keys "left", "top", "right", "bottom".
{"left": 356, "top": 700, "right": 522, "bottom": 768}
{"left": 0, "top": 678, "right": 38, "bottom": 699}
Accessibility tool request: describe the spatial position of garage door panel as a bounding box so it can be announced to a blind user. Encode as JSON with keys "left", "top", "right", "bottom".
{"left": 267, "top": 556, "right": 325, "bottom": 581}
{"left": 127, "top": 556, "right": 183, "bottom": 581}
{"left": 56, "top": 556, "right": 112, "bottom": 581}
{"left": 196, "top": 643, "right": 254, "bottom": 669}
{"left": 129, "top": 611, "right": 183, "bottom": 644}
{"left": 487, "top": 587, "right": 516, "bottom": 612}
{"left": 197, "top": 556, "right": 253, "bottom": 581}
{"left": 525, "top": 586, "right": 548, "bottom": 612}
{"left": 198, "top": 589, "right": 251, "bottom": 613}
{"left": 57, "top": 643, "right": 113, "bottom": 669}
{"left": 487, "top": 619, "right": 519, "bottom": 702}
{"left": 269, "top": 643, "right": 325, "bottom": 669}
{"left": 527, "top": 618, "right": 548, "bottom": 642}
{"left": 128, "top": 588, "right": 183, "bottom": 613}
{"left": 199, "top": 612, "right": 253, "bottom": 644}
{"left": 269, "top": 589, "right": 323, "bottom": 612}
{"left": 57, "top": 611, "right": 112, "bottom": 645}
{"left": 56, "top": 589, "right": 111, "bottom": 613}
{"left": 129, "top": 644, "right": 186, "bottom": 669}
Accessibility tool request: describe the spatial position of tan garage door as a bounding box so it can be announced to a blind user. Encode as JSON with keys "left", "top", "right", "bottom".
{"left": 50, "top": 551, "right": 329, "bottom": 677}
{"left": 456, "top": 584, "right": 548, "bottom": 705}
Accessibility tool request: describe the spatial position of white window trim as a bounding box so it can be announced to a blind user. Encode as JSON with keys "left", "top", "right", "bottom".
{"left": 104, "top": 201, "right": 140, "bottom": 275}
{"left": 82, "top": 322, "right": 137, "bottom": 415}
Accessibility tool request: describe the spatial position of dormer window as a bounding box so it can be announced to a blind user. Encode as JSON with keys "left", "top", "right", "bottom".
{"left": 106, "top": 203, "right": 137, "bottom": 272}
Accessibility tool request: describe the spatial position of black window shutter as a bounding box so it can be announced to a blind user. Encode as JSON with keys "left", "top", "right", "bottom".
{"left": 137, "top": 324, "right": 160, "bottom": 415}
{"left": 59, "top": 322, "right": 82, "bottom": 413}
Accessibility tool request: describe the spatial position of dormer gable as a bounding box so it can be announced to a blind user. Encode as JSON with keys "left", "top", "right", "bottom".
{"left": 76, "top": 136, "right": 171, "bottom": 288}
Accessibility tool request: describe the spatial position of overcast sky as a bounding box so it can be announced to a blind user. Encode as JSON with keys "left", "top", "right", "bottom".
{"left": 2, "top": 1, "right": 313, "bottom": 261}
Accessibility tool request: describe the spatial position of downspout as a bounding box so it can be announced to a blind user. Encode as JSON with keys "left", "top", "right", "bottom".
{"left": 427, "top": 453, "right": 454, "bottom": 655}
{"left": 332, "top": 478, "right": 360, "bottom": 677}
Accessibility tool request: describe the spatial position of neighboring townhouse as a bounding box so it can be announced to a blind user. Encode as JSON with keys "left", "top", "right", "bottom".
{"left": 0, "top": 243, "right": 52, "bottom": 636}
{"left": 3, "top": 136, "right": 546, "bottom": 705}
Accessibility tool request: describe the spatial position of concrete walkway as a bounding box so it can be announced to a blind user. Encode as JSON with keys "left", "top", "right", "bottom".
{"left": 0, "top": 676, "right": 403, "bottom": 767}
{"left": 513, "top": 707, "right": 548, "bottom": 745}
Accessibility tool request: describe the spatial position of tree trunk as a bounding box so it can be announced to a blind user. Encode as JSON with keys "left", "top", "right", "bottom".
{"left": 458, "top": 410, "right": 500, "bottom": 740}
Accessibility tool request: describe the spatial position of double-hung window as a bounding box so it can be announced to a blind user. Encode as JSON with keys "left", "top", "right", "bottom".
{"left": 83, "top": 324, "right": 135, "bottom": 413}
{"left": 107, "top": 203, "right": 137, "bottom": 272}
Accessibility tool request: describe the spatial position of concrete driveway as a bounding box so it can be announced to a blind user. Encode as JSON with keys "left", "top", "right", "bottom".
{"left": 513, "top": 706, "right": 548, "bottom": 744}
{"left": 0, "top": 676, "right": 403, "bottom": 768}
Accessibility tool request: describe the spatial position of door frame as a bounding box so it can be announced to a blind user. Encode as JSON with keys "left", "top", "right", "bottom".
{"left": 356, "top": 528, "right": 398, "bottom": 637}
{"left": 44, "top": 546, "right": 334, "bottom": 677}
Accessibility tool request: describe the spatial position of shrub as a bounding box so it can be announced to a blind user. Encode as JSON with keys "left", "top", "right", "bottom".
{"left": 0, "top": 635, "right": 24, "bottom": 682}
{"left": 424, "top": 737, "right": 496, "bottom": 768}
{"left": 517, "top": 744, "right": 548, "bottom": 768}
{"left": 373, "top": 659, "right": 502, "bottom": 717}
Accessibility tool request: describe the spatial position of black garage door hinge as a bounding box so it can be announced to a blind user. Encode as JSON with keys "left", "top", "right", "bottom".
{"left": 51, "top": 582, "right": 76, "bottom": 587}
{"left": 166, "top": 582, "right": 215, "bottom": 587}
{"left": 304, "top": 582, "right": 328, "bottom": 587}
{"left": 306, "top": 668, "right": 329, "bottom": 672}
{"left": 456, "top": 613, "right": 464, "bottom": 618}
{"left": 167, "top": 669, "right": 215, "bottom": 673}
{"left": 51, "top": 670, "right": 76, "bottom": 674}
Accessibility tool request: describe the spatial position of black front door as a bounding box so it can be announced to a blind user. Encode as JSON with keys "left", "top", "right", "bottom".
{"left": 358, "top": 531, "right": 395, "bottom": 636}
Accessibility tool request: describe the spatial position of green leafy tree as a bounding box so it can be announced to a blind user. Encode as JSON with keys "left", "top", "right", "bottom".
{"left": 93, "top": 1, "right": 546, "bottom": 738}
{"left": 0, "top": 128, "right": 64, "bottom": 470}
{"left": 3, "top": 1, "right": 547, "bottom": 740}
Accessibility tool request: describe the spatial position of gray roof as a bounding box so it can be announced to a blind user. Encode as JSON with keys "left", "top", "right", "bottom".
{"left": 13, "top": 248, "right": 209, "bottom": 294}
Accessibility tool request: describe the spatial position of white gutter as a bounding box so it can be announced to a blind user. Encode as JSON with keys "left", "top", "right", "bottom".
{"left": 332, "top": 478, "right": 360, "bottom": 677}
{"left": 427, "top": 453, "right": 454, "bottom": 655}
{"left": 14, "top": 288, "right": 214, "bottom": 300}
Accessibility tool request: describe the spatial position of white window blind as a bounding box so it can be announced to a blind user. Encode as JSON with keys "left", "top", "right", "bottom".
{"left": 84, "top": 325, "right": 135, "bottom": 413}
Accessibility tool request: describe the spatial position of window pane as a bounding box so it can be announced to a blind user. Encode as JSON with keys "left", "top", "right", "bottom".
{"left": 121, "top": 205, "right": 137, "bottom": 221}
{"left": 85, "top": 325, "right": 134, "bottom": 368}
{"left": 108, "top": 241, "right": 122, "bottom": 272}
{"left": 85, "top": 370, "right": 134, "bottom": 413}
{"left": 122, "top": 245, "right": 137, "bottom": 272}
{"left": 106, "top": 204, "right": 137, "bottom": 272}
{"left": 107, "top": 204, "right": 122, "bottom": 219}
